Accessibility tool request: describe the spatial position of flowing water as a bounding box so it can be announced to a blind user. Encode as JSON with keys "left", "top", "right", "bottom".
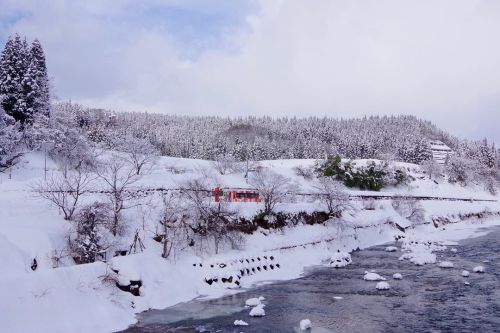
{"left": 121, "top": 227, "right": 500, "bottom": 333}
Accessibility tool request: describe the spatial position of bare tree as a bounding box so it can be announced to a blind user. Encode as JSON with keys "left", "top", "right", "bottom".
{"left": 314, "top": 177, "right": 351, "bottom": 217}
{"left": 180, "top": 178, "right": 241, "bottom": 254}
{"left": 96, "top": 157, "right": 141, "bottom": 236}
{"left": 32, "top": 164, "right": 94, "bottom": 220}
{"left": 421, "top": 159, "right": 442, "bottom": 180}
{"left": 119, "top": 136, "right": 158, "bottom": 175}
{"left": 293, "top": 165, "right": 314, "bottom": 180}
{"left": 392, "top": 198, "right": 425, "bottom": 225}
{"left": 249, "top": 169, "right": 293, "bottom": 214}
{"left": 157, "top": 193, "right": 191, "bottom": 258}
{"left": 212, "top": 154, "right": 240, "bottom": 175}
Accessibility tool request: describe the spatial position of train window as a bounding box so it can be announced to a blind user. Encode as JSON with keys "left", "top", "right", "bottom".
{"left": 235, "top": 192, "right": 258, "bottom": 199}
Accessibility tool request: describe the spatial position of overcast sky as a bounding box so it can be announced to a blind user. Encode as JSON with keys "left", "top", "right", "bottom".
{"left": 0, "top": 0, "right": 499, "bottom": 143}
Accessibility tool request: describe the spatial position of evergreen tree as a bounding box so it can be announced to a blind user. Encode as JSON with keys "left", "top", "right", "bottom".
{"left": 27, "top": 39, "right": 50, "bottom": 118}
{"left": 477, "top": 139, "right": 495, "bottom": 168}
{"left": 0, "top": 34, "right": 29, "bottom": 123}
{"left": 0, "top": 36, "right": 50, "bottom": 124}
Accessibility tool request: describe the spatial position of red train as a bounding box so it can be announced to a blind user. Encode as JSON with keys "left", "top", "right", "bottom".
{"left": 212, "top": 187, "right": 260, "bottom": 203}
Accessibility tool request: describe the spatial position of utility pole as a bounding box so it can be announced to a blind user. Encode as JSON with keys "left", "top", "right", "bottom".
{"left": 44, "top": 143, "right": 47, "bottom": 181}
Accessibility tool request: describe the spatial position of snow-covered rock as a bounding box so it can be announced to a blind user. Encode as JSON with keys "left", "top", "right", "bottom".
{"left": 399, "top": 238, "right": 446, "bottom": 266}
{"left": 385, "top": 246, "right": 398, "bottom": 252}
{"left": 450, "top": 248, "right": 458, "bottom": 253}
{"left": 392, "top": 273, "right": 403, "bottom": 280}
{"left": 333, "top": 296, "right": 343, "bottom": 300}
{"left": 245, "top": 297, "right": 262, "bottom": 307}
{"left": 438, "top": 261, "right": 454, "bottom": 268}
{"left": 249, "top": 304, "right": 266, "bottom": 317}
{"left": 399, "top": 243, "right": 438, "bottom": 266}
{"left": 473, "top": 266, "right": 485, "bottom": 273}
{"left": 464, "top": 281, "right": 470, "bottom": 285}
{"left": 234, "top": 320, "right": 249, "bottom": 326}
{"left": 461, "top": 270, "right": 470, "bottom": 277}
{"left": 376, "top": 281, "right": 390, "bottom": 290}
{"left": 363, "top": 271, "right": 386, "bottom": 281}
{"left": 300, "top": 319, "right": 312, "bottom": 330}
{"left": 329, "top": 250, "right": 352, "bottom": 268}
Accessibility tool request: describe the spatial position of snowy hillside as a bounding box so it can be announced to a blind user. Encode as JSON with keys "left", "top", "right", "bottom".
{"left": 0, "top": 152, "right": 499, "bottom": 333}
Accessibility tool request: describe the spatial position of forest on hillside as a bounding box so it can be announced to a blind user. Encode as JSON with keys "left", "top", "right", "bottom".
{"left": 59, "top": 102, "right": 497, "bottom": 167}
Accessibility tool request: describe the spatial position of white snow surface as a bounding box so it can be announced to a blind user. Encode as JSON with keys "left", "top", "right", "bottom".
{"left": 385, "top": 246, "right": 398, "bottom": 252}
{"left": 376, "top": 281, "right": 391, "bottom": 290}
{"left": 329, "top": 251, "right": 352, "bottom": 268}
{"left": 438, "top": 261, "right": 454, "bottom": 268}
{"left": 473, "top": 266, "right": 485, "bottom": 273}
{"left": 234, "top": 320, "right": 249, "bottom": 326}
{"left": 300, "top": 318, "right": 312, "bottom": 330}
{"left": 363, "top": 271, "right": 386, "bottom": 281}
{"left": 245, "top": 297, "right": 263, "bottom": 307}
{"left": 0, "top": 152, "right": 499, "bottom": 333}
{"left": 249, "top": 304, "right": 266, "bottom": 317}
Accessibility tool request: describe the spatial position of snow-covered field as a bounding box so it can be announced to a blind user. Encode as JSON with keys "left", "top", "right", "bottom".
{"left": 0, "top": 153, "right": 499, "bottom": 333}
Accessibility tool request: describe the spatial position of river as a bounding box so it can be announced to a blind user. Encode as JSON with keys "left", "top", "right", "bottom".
{"left": 120, "top": 227, "right": 500, "bottom": 333}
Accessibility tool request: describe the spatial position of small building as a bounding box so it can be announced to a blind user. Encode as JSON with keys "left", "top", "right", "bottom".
{"left": 212, "top": 187, "right": 260, "bottom": 203}
{"left": 430, "top": 140, "right": 454, "bottom": 165}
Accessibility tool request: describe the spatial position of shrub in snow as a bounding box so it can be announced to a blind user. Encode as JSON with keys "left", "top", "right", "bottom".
{"left": 363, "top": 271, "right": 386, "bottom": 281}
{"left": 393, "top": 273, "right": 403, "bottom": 280}
{"left": 461, "top": 270, "right": 470, "bottom": 277}
{"left": 234, "top": 320, "right": 248, "bottom": 326}
{"left": 249, "top": 304, "right": 265, "bottom": 317}
{"left": 438, "top": 261, "right": 454, "bottom": 268}
{"left": 376, "top": 281, "right": 390, "bottom": 290}
{"left": 343, "top": 161, "right": 386, "bottom": 191}
{"left": 300, "top": 319, "right": 312, "bottom": 330}
{"left": 0, "top": 107, "right": 23, "bottom": 173}
{"left": 329, "top": 250, "right": 352, "bottom": 268}
{"left": 293, "top": 165, "right": 314, "bottom": 180}
{"left": 69, "top": 202, "right": 111, "bottom": 264}
{"left": 473, "top": 266, "right": 485, "bottom": 273}
{"left": 385, "top": 246, "right": 398, "bottom": 252}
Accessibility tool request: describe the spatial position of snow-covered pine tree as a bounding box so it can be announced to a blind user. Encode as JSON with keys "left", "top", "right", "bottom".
{"left": 477, "top": 139, "right": 495, "bottom": 168}
{"left": 27, "top": 39, "right": 50, "bottom": 118}
{"left": 0, "top": 34, "right": 30, "bottom": 123}
{"left": 0, "top": 99, "right": 23, "bottom": 172}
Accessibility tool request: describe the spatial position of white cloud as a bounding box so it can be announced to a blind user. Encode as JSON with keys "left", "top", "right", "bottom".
{"left": 1, "top": 0, "right": 499, "bottom": 142}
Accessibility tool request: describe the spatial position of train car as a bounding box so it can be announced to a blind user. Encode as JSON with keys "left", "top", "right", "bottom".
{"left": 212, "top": 187, "right": 260, "bottom": 203}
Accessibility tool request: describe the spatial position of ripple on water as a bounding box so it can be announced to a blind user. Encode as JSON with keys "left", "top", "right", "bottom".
{"left": 120, "top": 227, "right": 500, "bottom": 333}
